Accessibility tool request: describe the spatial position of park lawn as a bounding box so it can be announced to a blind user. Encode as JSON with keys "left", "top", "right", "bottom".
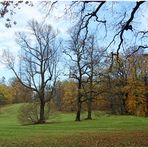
{"left": 0, "top": 103, "right": 148, "bottom": 146}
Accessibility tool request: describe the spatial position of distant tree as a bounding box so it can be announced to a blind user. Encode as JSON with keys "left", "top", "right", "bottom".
{"left": 104, "top": 51, "right": 148, "bottom": 116}
{"left": 0, "top": 84, "right": 13, "bottom": 104}
{"left": 125, "top": 53, "right": 148, "bottom": 116}
{"left": 61, "top": 80, "right": 77, "bottom": 112}
{"left": 9, "top": 77, "right": 32, "bottom": 103}
{"left": 0, "top": 92, "right": 5, "bottom": 105}
{"left": 52, "top": 80, "right": 64, "bottom": 111}
{"left": 107, "top": 54, "right": 128, "bottom": 114}
{"left": 3, "top": 20, "right": 59, "bottom": 124}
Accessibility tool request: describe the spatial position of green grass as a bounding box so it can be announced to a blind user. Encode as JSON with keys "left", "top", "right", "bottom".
{"left": 0, "top": 103, "right": 148, "bottom": 146}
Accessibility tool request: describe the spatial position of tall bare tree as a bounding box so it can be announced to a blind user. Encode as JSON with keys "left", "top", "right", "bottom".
{"left": 3, "top": 20, "right": 59, "bottom": 123}
{"left": 64, "top": 26, "right": 88, "bottom": 121}
{"left": 82, "top": 35, "right": 107, "bottom": 119}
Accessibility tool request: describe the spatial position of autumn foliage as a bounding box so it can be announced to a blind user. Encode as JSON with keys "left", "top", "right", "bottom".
{"left": 0, "top": 53, "right": 148, "bottom": 118}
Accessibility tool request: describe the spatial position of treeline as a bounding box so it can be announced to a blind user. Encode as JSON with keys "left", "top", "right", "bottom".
{"left": 0, "top": 78, "right": 32, "bottom": 105}
{"left": 1, "top": 52, "right": 148, "bottom": 118}
{"left": 53, "top": 52, "right": 148, "bottom": 117}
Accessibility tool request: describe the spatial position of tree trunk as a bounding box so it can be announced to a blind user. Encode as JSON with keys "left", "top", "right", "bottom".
{"left": 120, "top": 93, "right": 128, "bottom": 115}
{"left": 75, "top": 102, "right": 81, "bottom": 121}
{"left": 136, "top": 103, "right": 141, "bottom": 116}
{"left": 38, "top": 100, "right": 45, "bottom": 124}
{"left": 86, "top": 98, "right": 92, "bottom": 120}
{"left": 75, "top": 81, "right": 82, "bottom": 121}
{"left": 110, "top": 97, "right": 115, "bottom": 114}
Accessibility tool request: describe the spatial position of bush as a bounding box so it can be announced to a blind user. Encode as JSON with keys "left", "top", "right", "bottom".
{"left": 17, "top": 102, "right": 49, "bottom": 125}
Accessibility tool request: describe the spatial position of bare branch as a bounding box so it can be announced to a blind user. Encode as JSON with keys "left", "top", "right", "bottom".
{"left": 116, "top": 1, "right": 145, "bottom": 57}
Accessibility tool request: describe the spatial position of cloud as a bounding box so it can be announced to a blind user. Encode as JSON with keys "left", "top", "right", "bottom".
{"left": 0, "top": 3, "right": 44, "bottom": 55}
{"left": 0, "top": 2, "right": 72, "bottom": 80}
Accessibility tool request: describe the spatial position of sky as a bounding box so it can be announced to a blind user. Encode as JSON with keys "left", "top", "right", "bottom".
{"left": 0, "top": 1, "right": 148, "bottom": 84}
{"left": 0, "top": 1, "right": 72, "bottom": 83}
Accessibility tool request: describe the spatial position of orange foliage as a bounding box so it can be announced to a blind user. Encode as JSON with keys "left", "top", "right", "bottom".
{"left": 61, "top": 80, "right": 77, "bottom": 111}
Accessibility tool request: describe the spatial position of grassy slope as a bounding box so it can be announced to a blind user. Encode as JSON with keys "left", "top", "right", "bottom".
{"left": 0, "top": 103, "right": 148, "bottom": 146}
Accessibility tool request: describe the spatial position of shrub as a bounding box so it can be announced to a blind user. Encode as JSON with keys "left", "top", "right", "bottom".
{"left": 17, "top": 102, "right": 49, "bottom": 125}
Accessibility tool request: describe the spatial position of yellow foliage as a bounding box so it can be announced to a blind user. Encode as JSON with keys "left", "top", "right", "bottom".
{"left": 0, "top": 84, "right": 14, "bottom": 104}
{"left": 62, "top": 80, "right": 77, "bottom": 111}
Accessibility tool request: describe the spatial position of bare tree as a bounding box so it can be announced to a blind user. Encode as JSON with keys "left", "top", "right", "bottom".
{"left": 82, "top": 35, "right": 107, "bottom": 119}
{"left": 64, "top": 26, "right": 88, "bottom": 121}
{"left": 3, "top": 20, "right": 59, "bottom": 124}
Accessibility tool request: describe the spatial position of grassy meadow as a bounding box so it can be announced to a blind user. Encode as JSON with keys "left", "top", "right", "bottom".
{"left": 0, "top": 103, "right": 148, "bottom": 146}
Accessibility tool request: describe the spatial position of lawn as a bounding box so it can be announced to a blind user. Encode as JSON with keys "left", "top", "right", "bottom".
{"left": 0, "top": 103, "right": 148, "bottom": 146}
